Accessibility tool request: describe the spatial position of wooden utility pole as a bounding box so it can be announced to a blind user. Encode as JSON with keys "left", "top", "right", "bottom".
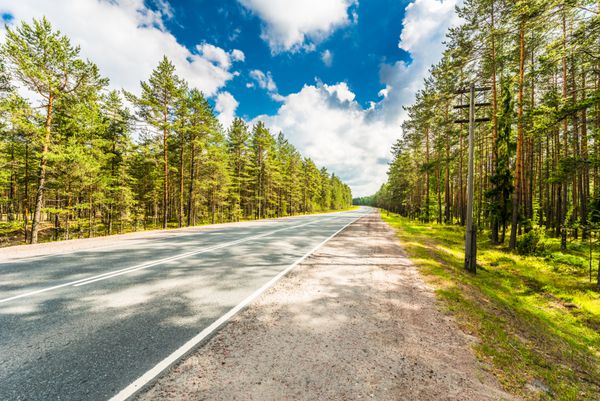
{"left": 465, "top": 83, "right": 477, "bottom": 273}
{"left": 454, "top": 84, "right": 491, "bottom": 274}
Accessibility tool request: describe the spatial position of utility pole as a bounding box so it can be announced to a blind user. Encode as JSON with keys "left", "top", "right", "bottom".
{"left": 453, "top": 83, "right": 491, "bottom": 274}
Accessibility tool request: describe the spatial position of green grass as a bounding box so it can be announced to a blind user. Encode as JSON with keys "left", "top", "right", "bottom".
{"left": 380, "top": 211, "right": 600, "bottom": 401}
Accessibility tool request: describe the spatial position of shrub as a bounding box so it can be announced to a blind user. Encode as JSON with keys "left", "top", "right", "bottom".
{"left": 516, "top": 227, "right": 545, "bottom": 255}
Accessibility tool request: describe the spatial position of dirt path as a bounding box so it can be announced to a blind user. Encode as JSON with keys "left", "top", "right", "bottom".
{"left": 137, "top": 212, "right": 516, "bottom": 401}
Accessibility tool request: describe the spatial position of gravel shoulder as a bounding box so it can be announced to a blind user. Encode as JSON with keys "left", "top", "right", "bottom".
{"left": 137, "top": 212, "right": 517, "bottom": 401}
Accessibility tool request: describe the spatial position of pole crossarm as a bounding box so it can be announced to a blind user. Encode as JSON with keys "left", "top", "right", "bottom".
{"left": 453, "top": 102, "right": 492, "bottom": 109}
{"left": 453, "top": 86, "right": 492, "bottom": 94}
{"left": 453, "top": 117, "right": 491, "bottom": 124}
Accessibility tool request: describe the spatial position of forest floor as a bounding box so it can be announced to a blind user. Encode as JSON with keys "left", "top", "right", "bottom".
{"left": 137, "top": 212, "right": 515, "bottom": 401}
{"left": 381, "top": 212, "right": 600, "bottom": 401}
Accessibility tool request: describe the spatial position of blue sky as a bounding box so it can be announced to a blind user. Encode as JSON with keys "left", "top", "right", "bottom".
{"left": 0, "top": 0, "right": 460, "bottom": 196}
{"left": 159, "top": 0, "right": 411, "bottom": 119}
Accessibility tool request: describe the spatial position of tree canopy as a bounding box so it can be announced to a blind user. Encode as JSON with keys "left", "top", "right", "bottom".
{"left": 0, "top": 18, "right": 352, "bottom": 244}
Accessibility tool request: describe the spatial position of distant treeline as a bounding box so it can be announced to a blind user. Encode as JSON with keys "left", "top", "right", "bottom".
{"left": 0, "top": 18, "right": 352, "bottom": 244}
{"left": 352, "top": 196, "right": 376, "bottom": 206}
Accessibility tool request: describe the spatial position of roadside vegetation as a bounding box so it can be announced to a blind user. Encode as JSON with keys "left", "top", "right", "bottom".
{"left": 382, "top": 211, "right": 600, "bottom": 401}
{"left": 366, "top": 2, "right": 600, "bottom": 395}
{"left": 0, "top": 18, "right": 352, "bottom": 246}
{"left": 365, "top": 0, "right": 600, "bottom": 279}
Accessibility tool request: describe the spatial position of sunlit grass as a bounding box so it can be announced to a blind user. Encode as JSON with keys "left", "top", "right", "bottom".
{"left": 381, "top": 211, "right": 600, "bottom": 401}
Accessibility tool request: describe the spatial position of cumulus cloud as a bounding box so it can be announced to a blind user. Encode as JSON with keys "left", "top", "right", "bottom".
{"left": 215, "top": 91, "right": 239, "bottom": 128}
{"left": 256, "top": 0, "right": 460, "bottom": 196}
{"left": 249, "top": 69, "right": 277, "bottom": 92}
{"left": 253, "top": 83, "right": 397, "bottom": 197}
{"left": 230, "top": 49, "right": 246, "bottom": 62}
{"left": 196, "top": 43, "right": 245, "bottom": 70}
{"left": 323, "top": 82, "right": 355, "bottom": 103}
{"left": 238, "top": 0, "right": 357, "bottom": 53}
{"left": 321, "top": 49, "right": 333, "bottom": 67}
{"left": 249, "top": 69, "right": 284, "bottom": 101}
{"left": 379, "top": 0, "right": 460, "bottom": 124}
{"left": 0, "top": 0, "right": 244, "bottom": 96}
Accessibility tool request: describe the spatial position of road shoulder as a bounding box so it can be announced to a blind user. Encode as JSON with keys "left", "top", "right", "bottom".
{"left": 137, "top": 212, "right": 516, "bottom": 400}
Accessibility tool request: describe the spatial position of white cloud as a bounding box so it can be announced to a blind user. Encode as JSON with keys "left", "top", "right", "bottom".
{"left": 378, "top": 85, "right": 390, "bottom": 98}
{"left": 249, "top": 69, "right": 277, "bottom": 92}
{"left": 238, "top": 0, "right": 357, "bottom": 53}
{"left": 0, "top": 0, "right": 243, "bottom": 97}
{"left": 379, "top": 0, "right": 460, "bottom": 124}
{"left": 215, "top": 91, "right": 239, "bottom": 128}
{"left": 323, "top": 82, "right": 355, "bottom": 103}
{"left": 197, "top": 43, "right": 229, "bottom": 69}
{"left": 249, "top": 69, "right": 283, "bottom": 101}
{"left": 321, "top": 49, "right": 333, "bottom": 67}
{"left": 253, "top": 83, "right": 397, "bottom": 197}
{"left": 255, "top": 0, "right": 460, "bottom": 196}
{"left": 230, "top": 49, "right": 245, "bottom": 62}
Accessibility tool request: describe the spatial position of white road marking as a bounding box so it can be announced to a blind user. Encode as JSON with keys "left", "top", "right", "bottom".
{"left": 0, "top": 217, "right": 331, "bottom": 305}
{"left": 109, "top": 212, "right": 363, "bottom": 401}
{"left": 73, "top": 219, "right": 321, "bottom": 287}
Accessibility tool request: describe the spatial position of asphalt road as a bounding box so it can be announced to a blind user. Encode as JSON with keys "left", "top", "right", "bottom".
{"left": 0, "top": 207, "right": 369, "bottom": 401}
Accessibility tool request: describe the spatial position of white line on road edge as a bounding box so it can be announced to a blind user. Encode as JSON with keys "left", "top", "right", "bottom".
{"left": 0, "top": 217, "right": 332, "bottom": 305}
{"left": 109, "top": 213, "right": 364, "bottom": 401}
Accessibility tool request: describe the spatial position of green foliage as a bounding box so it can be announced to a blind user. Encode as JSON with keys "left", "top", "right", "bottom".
{"left": 486, "top": 79, "right": 514, "bottom": 237}
{"left": 516, "top": 227, "right": 545, "bottom": 255}
{"left": 2, "top": 17, "right": 107, "bottom": 102}
{"left": 0, "top": 17, "right": 353, "bottom": 245}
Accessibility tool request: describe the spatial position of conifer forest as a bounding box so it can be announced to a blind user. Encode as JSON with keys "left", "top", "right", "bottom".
{"left": 0, "top": 18, "right": 352, "bottom": 245}
{"left": 368, "top": 0, "right": 600, "bottom": 254}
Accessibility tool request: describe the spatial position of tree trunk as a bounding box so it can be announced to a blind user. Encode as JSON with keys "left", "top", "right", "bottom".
{"left": 580, "top": 71, "right": 589, "bottom": 239}
{"left": 163, "top": 120, "right": 169, "bottom": 229}
{"left": 509, "top": 22, "right": 525, "bottom": 250}
{"left": 561, "top": 10, "right": 569, "bottom": 251}
{"left": 425, "top": 126, "right": 430, "bottom": 222}
{"left": 31, "top": 94, "right": 54, "bottom": 244}
{"left": 23, "top": 140, "right": 29, "bottom": 243}
{"left": 490, "top": 0, "right": 500, "bottom": 242}
{"left": 179, "top": 132, "right": 185, "bottom": 228}
{"left": 187, "top": 140, "right": 195, "bottom": 227}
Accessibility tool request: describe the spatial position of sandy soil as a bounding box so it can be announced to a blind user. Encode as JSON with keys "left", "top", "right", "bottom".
{"left": 137, "top": 212, "right": 517, "bottom": 401}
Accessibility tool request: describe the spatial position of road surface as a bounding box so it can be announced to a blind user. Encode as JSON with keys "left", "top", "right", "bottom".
{"left": 0, "top": 208, "right": 368, "bottom": 401}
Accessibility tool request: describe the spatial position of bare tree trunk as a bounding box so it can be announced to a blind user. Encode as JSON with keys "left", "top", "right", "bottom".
{"left": 509, "top": 22, "right": 525, "bottom": 250}
{"left": 445, "top": 103, "right": 451, "bottom": 224}
{"left": 490, "top": 0, "right": 500, "bottom": 242}
{"left": 24, "top": 140, "right": 29, "bottom": 243}
{"left": 163, "top": 119, "right": 169, "bottom": 229}
{"left": 31, "top": 94, "right": 54, "bottom": 244}
{"left": 580, "top": 71, "right": 589, "bottom": 239}
{"left": 179, "top": 132, "right": 185, "bottom": 228}
{"left": 187, "top": 140, "right": 195, "bottom": 227}
{"left": 561, "top": 10, "right": 569, "bottom": 250}
{"left": 425, "top": 126, "right": 430, "bottom": 222}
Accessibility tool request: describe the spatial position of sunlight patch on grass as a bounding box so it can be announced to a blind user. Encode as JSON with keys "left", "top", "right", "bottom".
{"left": 381, "top": 211, "right": 600, "bottom": 401}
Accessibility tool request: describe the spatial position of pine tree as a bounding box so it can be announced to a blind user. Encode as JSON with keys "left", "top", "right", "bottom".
{"left": 126, "top": 56, "right": 184, "bottom": 229}
{"left": 2, "top": 17, "right": 107, "bottom": 243}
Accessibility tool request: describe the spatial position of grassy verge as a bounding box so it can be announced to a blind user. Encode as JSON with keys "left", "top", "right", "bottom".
{"left": 380, "top": 211, "right": 600, "bottom": 401}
